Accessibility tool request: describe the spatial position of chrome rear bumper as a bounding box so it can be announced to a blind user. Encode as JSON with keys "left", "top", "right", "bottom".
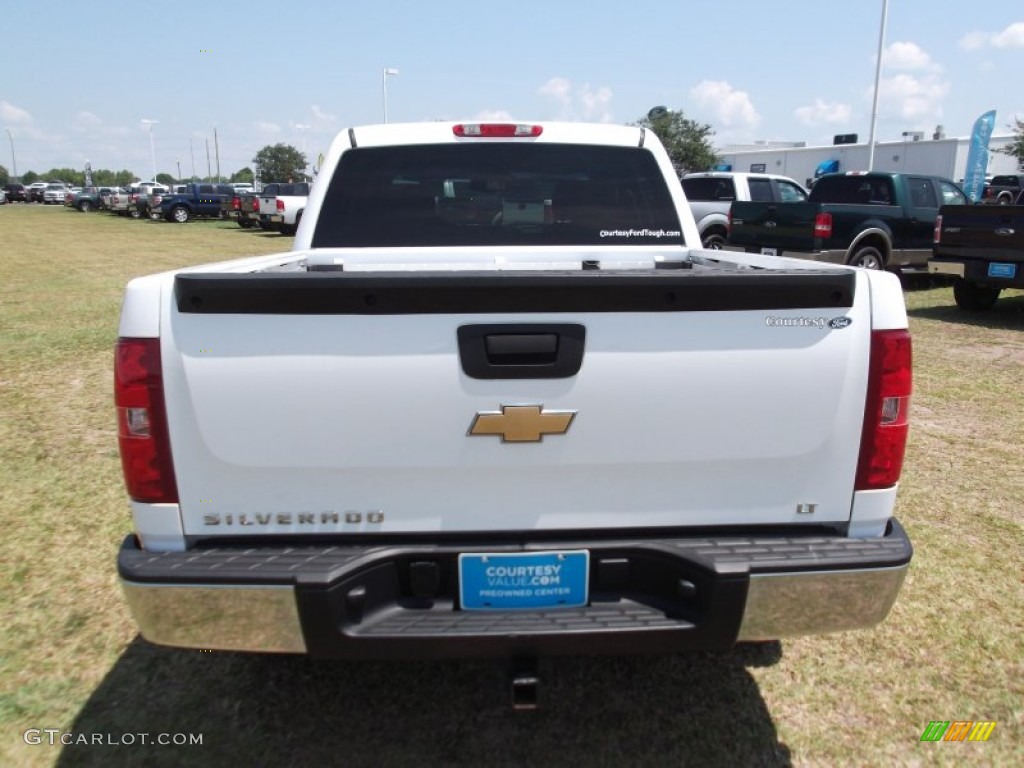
{"left": 119, "top": 521, "right": 912, "bottom": 657}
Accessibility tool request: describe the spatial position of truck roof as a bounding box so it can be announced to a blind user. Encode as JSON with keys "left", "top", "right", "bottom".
{"left": 347, "top": 121, "right": 647, "bottom": 148}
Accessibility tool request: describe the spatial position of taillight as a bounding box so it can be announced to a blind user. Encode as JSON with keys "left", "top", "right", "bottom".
{"left": 114, "top": 338, "right": 178, "bottom": 503}
{"left": 933, "top": 214, "right": 942, "bottom": 244}
{"left": 855, "top": 329, "right": 912, "bottom": 490}
{"left": 254, "top": 198, "right": 260, "bottom": 212}
{"left": 276, "top": 198, "right": 285, "bottom": 212}
{"left": 453, "top": 123, "right": 543, "bottom": 138}
{"left": 814, "top": 212, "right": 833, "bottom": 238}
{"left": 232, "top": 196, "right": 240, "bottom": 210}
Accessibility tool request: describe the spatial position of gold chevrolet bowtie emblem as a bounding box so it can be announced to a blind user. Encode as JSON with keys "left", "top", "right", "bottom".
{"left": 468, "top": 405, "right": 576, "bottom": 443}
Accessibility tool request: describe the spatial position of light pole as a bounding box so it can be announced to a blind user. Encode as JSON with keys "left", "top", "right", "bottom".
{"left": 177, "top": 159, "right": 182, "bottom": 181}
{"left": 4, "top": 128, "right": 16, "bottom": 181}
{"left": 141, "top": 119, "right": 159, "bottom": 181}
{"left": 867, "top": 0, "right": 889, "bottom": 171}
{"left": 295, "top": 123, "right": 310, "bottom": 178}
{"left": 383, "top": 67, "right": 399, "bottom": 123}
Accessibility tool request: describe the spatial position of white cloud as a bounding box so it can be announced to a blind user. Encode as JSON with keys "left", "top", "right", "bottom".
{"left": 883, "top": 42, "right": 941, "bottom": 72}
{"left": 875, "top": 73, "right": 950, "bottom": 122}
{"left": 538, "top": 77, "right": 572, "bottom": 106}
{"left": 308, "top": 104, "right": 338, "bottom": 132}
{"left": 1, "top": 100, "right": 33, "bottom": 125}
{"left": 993, "top": 21, "right": 1024, "bottom": 48}
{"left": 959, "top": 22, "right": 1024, "bottom": 50}
{"left": 254, "top": 121, "right": 282, "bottom": 135}
{"left": 537, "top": 77, "right": 614, "bottom": 122}
{"left": 794, "top": 99, "right": 853, "bottom": 126}
{"left": 579, "top": 84, "right": 613, "bottom": 123}
{"left": 473, "top": 110, "right": 514, "bottom": 121}
{"left": 689, "top": 80, "right": 760, "bottom": 130}
{"left": 72, "top": 111, "right": 103, "bottom": 131}
{"left": 958, "top": 31, "right": 988, "bottom": 51}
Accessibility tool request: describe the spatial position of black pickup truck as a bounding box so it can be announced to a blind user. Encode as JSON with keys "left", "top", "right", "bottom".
{"left": 930, "top": 190, "right": 1024, "bottom": 310}
{"left": 151, "top": 182, "right": 235, "bottom": 223}
{"left": 982, "top": 174, "right": 1023, "bottom": 205}
{"left": 728, "top": 172, "right": 968, "bottom": 270}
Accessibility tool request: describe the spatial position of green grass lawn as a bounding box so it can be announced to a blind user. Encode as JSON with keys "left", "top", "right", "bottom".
{"left": 1, "top": 204, "right": 1021, "bottom": 766}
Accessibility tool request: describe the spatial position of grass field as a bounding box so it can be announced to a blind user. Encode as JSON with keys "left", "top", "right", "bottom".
{"left": 1, "top": 204, "right": 1021, "bottom": 767}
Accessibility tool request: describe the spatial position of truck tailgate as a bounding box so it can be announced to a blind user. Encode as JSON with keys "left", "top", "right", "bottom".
{"left": 728, "top": 202, "right": 821, "bottom": 253}
{"left": 163, "top": 268, "right": 870, "bottom": 537}
{"left": 938, "top": 205, "right": 1024, "bottom": 262}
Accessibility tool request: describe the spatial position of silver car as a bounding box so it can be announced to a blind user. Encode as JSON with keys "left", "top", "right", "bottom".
{"left": 43, "top": 183, "right": 69, "bottom": 205}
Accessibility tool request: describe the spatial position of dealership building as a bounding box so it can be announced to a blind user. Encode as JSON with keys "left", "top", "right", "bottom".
{"left": 715, "top": 129, "right": 1020, "bottom": 188}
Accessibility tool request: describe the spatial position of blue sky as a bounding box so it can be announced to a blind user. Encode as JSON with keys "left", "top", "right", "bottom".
{"left": 1, "top": 1, "right": 1021, "bottom": 179}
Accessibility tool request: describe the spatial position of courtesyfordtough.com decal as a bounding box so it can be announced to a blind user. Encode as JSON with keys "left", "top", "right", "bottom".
{"left": 599, "top": 228, "right": 681, "bottom": 238}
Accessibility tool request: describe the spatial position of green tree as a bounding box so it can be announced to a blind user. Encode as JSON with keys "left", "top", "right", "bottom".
{"left": 22, "top": 170, "right": 39, "bottom": 184}
{"left": 633, "top": 108, "right": 718, "bottom": 174}
{"left": 0, "top": 165, "right": 8, "bottom": 187}
{"left": 252, "top": 144, "right": 307, "bottom": 183}
{"left": 1000, "top": 117, "right": 1024, "bottom": 163}
{"left": 156, "top": 172, "right": 176, "bottom": 185}
{"left": 42, "top": 168, "right": 85, "bottom": 186}
{"left": 230, "top": 167, "right": 255, "bottom": 185}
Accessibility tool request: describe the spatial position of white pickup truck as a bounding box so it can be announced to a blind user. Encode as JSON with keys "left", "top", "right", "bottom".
{"left": 116, "top": 122, "right": 912, "bottom": 672}
{"left": 257, "top": 181, "right": 310, "bottom": 235}
{"left": 681, "top": 171, "right": 808, "bottom": 249}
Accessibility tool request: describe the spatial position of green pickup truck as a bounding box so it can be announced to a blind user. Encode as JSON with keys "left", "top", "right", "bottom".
{"left": 728, "top": 171, "right": 967, "bottom": 270}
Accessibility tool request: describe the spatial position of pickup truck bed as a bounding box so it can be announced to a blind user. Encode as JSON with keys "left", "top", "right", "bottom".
{"left": 115, "top": 122, "right": 912, "bottom": 660}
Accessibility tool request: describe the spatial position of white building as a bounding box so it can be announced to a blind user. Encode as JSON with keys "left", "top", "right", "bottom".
{"left": 716, "top": 132, "right": 1020, "bottom": 188}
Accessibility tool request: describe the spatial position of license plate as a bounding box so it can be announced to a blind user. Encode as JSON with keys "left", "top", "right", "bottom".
{"left": 459, "top": 551, "right": 589, "bottom": 610}
{"left": 761, "top": 247, "right": 777, "bottom": 256}
{"left": 988, "top": 262, "right": 1016, "bottom": 279}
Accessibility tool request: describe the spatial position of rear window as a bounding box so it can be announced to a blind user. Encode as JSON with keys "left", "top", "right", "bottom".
{"left": 990, "top": 175, "right": 1020, "bottom": 186}
{"left": 810, "top": 175, "right": 895, "bottom": 205}
{"left": 313, "top": 144, "right": 682, "bottom": 247}
{"left": 681, "top": 176, "right": 736, "bottom": 201}
{"left": 279, "top": 183, "right": 309, "bottom": 196}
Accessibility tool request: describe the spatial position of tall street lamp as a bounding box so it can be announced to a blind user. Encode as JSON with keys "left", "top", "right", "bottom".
{"left": 141, "top": 119, "right": 159, "bottom": 181}
{"left": 295, "top": 123, "right": 310, "bottom": 178}
{"left": 383, "top": 67, "right": 399, "bottom": 123}
{"left": 867, "top": 0, "right": 889, "bottom": 171}
{"left": 4, "top": 128, "right": 16, "bottom": 181}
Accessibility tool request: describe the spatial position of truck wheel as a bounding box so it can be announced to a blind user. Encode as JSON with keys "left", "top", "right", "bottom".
{"left": 238, "top": 220, "right": 255, "bottom": 229}
{"left": 171, "top": 206, "right": 190, "bottom": 223}
{"left": 847, "top": 245, "right": 885, "bottom": 270}
{"left": 997, "top": 192, "right": 1013, "bottom": 205}
{"left": 129, "top": 208, "right": 141, "bottom": 219}
{"left": 258, "top": 222, "right": 273, "bottom": 231}
{"left": 78, "top": 201, "right": 93, "bottom": 212}
{"left": 953, "top": 281, "right": 1001, "bottom": 311}
{"left": 701, "top": 230, "right": 727, "bottom": 250}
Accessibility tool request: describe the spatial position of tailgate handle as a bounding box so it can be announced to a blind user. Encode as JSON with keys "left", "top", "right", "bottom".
{"left": 458, "top": 324, "right": 585, "bottom": 379}
{"left": 485, "top": 333, "right": 558, "bottom": 364}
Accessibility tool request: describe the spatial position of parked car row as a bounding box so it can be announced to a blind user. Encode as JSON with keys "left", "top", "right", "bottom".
{"left": 53, "top": 179, "right": 309, "bottom": 236}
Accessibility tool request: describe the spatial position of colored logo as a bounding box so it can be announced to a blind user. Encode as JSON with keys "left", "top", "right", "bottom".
{"left": 920, "top": 721, "right": 996, "bottom": 742}
{"left": 468, "top": 405, "right": 575, "bottom": 443}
